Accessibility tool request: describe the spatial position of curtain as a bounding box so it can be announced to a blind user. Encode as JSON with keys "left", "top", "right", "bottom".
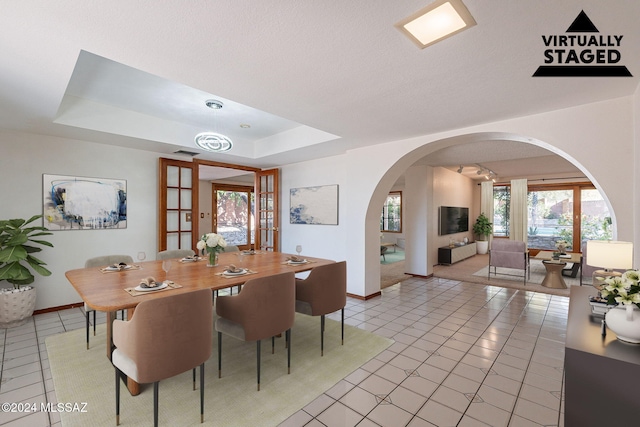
{"left": 510, "top": 179, "right": 528, "bottom": 242}
{"left": 480, "top": 181, "right": 494, "bottom": 244}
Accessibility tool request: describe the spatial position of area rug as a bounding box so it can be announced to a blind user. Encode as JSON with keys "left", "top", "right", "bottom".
{"left": 433, "top": 254, "right": 581, "bottom": 297}
{"left": 46, "top": 314, "right": 392, "bottom": 427}
{"left": 380, "top": 259, "right": 412, "bottom": 289}
{"left": 381, "top": 249, "right": 405, "bottom": 265}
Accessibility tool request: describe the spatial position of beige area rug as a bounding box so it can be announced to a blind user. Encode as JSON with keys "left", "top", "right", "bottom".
{"left": 433, "top": 254, "right": 584, "bottom": 297}
{"left": 380, "top": 260, "right": 412, "bottom": 289}
{"left": 46, "top": 314, "right": 392, "bottom": 427}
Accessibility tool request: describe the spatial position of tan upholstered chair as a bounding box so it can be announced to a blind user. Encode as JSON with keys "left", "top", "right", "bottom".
{"left": 113, "top": 289, "right": 213, "bottom": 426}
{"left": 156, "top": 249, "right": 195, "bottom": 260}
{"left": 83, "top": 255, "right": 133, "bottom": 349}
{"left": 295, "top": 261, "right": 347, "bottom": 356}
{"left": 488, "top": 240, "right": 529, "bottom": 285}
{"left": 215, "top": 271, "right": 295, "bottom": 391}
{"left": 224, "top": 245, "right": 240, "bottom": 252}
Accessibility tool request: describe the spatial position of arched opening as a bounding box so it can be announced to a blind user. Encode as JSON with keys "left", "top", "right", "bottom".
{"left": 362, "top": 132, "right": 617, "bottom": 297}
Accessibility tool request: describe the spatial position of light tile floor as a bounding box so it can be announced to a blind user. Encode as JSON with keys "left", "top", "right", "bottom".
{"left": 1, "top": 277, "right": 567, "bottom": 426}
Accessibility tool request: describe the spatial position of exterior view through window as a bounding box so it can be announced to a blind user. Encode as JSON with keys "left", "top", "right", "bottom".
{"left": 492, "top": 184, "right": 611, "bottom": 251}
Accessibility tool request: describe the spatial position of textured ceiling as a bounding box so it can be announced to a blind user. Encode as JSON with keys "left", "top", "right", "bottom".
{"left": 1, "top": 1, "right": 638, "bottom": 176}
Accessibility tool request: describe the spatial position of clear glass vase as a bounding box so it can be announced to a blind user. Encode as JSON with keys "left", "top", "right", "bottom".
{"left": 207, "top": 251, "right": 218, "bottom": 267}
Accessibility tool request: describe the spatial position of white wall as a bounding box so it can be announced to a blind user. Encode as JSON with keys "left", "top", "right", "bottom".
{"left": 0, "top": 130, "right": 161, "bottom": 310}
{"left": 2, "top": 95, "right": 638, "bottom": 309}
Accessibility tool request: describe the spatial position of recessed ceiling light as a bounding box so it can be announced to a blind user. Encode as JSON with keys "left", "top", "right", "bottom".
{"left": 205, "top": 99, "right": 223, "bottom": 109}
{"left": 194, "top": 132, "right": 233, "bottom": 152}
{"left": 395, "top": 0, "right": 476, "bottom": 49}
{"left": 239, "top": 123, "right": 251, "bottom": 129}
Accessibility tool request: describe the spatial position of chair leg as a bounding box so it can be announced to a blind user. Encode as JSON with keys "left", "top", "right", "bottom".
{"left": 217, "top": 332, "right": 222, "bottom": 378}
{"left": 192, "top": 368, "right": 196, "bottom": 390}
{"left": 272, "top": 336, "right": 275, "bottom": 354}
{"left": 115, "top": 368, "right": 120, "bottom": 426}
{"left": 256, "top": 340, "right": 261, "bottom": 391}
{"left": 200, "top": 363, "right": 205, "bottom": 423}
{"left": 341, "top": 308, "right": 345, "bottom": 346}
{"left": 287, "top": 329, "right": 291, "bottom": 375}
{"left": 92, "top": 310, "right": 96, "bottom": 336}
{"left": 321, "top": 314, "right": 325, "bottom": 357}
{"left": 153, "top": 381, "right": 159, "bottom": 427}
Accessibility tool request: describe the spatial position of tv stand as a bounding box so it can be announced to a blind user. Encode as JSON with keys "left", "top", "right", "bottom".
{"left": 438, "top": 242, "right": 476, "bottom": 265}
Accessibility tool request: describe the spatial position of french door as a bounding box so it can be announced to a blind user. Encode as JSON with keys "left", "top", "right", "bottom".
{"left": 159, "top": 158, "right": 279, "bottom": 253}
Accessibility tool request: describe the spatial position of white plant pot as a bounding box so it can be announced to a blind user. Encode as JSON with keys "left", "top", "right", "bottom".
{"left": 476, "top": 240, "right": 489, "bottom": 255}
{"left": 0, "top": 286, "right": 37, "bottom": 328}
{"left": 605, "top": 304, "right": 640, "bottom": 344}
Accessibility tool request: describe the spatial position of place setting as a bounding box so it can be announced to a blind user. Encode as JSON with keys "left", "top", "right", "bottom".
{"left": 215, "top": 263, "right": 257, "bottom": 278}
{"left": 282, "top": 245, "right": 315, "bottom": 266}
{"left": 179, "top": 255, "right": 202, "bottom": 263}
{"left": 124, "top": 276, "right": 182, "bottom": 296}
{"left": 99, "top": 262, "right": 141, "bottom": 273}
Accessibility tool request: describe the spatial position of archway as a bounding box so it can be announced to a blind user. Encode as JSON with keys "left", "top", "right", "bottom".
{"left": 360, "top": 131, "right": 615, "bottom": 298}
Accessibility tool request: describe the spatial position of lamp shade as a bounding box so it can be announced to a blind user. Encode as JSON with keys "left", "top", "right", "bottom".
{"left": 586, "top": 240, "right": 633, "bottom": 270}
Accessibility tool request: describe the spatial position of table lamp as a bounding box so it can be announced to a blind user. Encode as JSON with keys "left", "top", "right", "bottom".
{"left": 586, "top": 240, "right": 633, "bottom": 290}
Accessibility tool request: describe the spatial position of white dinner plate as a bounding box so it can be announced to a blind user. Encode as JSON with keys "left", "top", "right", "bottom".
{"left": 181, "top": 257, "right": 199, "bottom": 262}
{"left": 222, "top": 269, "right": 248, "bottom": 276}
{"left": 134, "top": 282, "right": 168, "bottom": 292}
{"left": 105, "top": 264, "right": 132, "bottom": 271}
{"left": 287, "top": 259, "right": 307, "bottom": 265}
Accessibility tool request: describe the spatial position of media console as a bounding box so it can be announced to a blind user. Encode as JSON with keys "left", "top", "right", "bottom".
{"left": 438, "top": 242, "right": 476, "bottom": 265}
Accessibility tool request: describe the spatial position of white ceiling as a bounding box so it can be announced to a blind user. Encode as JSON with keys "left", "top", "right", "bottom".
{"left": 1, "top": 1, "right": 638, "bottom": 179}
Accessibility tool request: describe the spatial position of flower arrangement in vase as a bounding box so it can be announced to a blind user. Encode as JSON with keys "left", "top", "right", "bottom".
{"left": 196, "top": 233, "right": 227, "bottom": 267}
{"left": 555, "top": 239, "right": 569, "bottom": 254}
{"left": 599, "top": 270, "right": 640, "bottom": 343}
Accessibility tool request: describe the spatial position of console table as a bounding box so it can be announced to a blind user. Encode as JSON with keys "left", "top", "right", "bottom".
{"left": 565, "top": 286, "right": 640, "bottom": 426}
{"left": 438, "top": 242, "right": 476, "bottom": 265}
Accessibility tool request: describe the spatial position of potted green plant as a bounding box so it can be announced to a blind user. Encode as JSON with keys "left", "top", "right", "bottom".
{"left": 0, "top": 215, "right": 53, "bottom": 327}
{"left": 473, "top": 212, "right": 493, "bottom": 254}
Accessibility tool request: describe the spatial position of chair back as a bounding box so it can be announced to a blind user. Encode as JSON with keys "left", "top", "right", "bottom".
{"left": 157, "top": 249, "right": 195, "bottom": 260}
{"left": 85, "top": 255, "right": 133, "bottom": 268}
{"left": 224, "top": 245, "right": 240, "bottom": 252}
{"left": 490, "top": 239, "right": 527, "bottom": 269}
{"left": 221, "top": 272, "right": 295, "bottom": 341}
{"left": 113, "top": 289, "right": 213, "bottom": 383}
{"left": 296, "top": 261, "right": 347, "bottom": 316}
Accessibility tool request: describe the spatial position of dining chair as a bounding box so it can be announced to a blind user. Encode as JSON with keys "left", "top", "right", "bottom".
{"left": 215, "top": 271, "right": 295, "bottom": 391}
{"left": 113, "top": 288, "right": 213, "bottom": 426}
{"left": 156, "top": 248, "right": 195, "bottom": 260}
{"left": 224, "top": 245, "right": 240, "bottom": 252}
{"left": 83, "top": 255, "right": 133, "bottom": 349}
{"left": 294, "top": 261, "right": 347, "bottom": 356}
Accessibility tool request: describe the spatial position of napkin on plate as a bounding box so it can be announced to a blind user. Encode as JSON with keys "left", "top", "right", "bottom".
{"left": 139, "top": 277, "right": 160, "bottom": 288}
{"left": 287, "top": 255, "right": 305, "bottom": 262}
{"left": 225, "top": 264, "right": 243, "bottom": 273}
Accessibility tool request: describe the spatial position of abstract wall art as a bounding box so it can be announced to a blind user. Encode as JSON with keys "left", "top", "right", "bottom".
{"left": 42, "top": 174, "right": 127, "bottom": 230}
{"left": 290, "top": 184, "right": 338, "bottom": 225}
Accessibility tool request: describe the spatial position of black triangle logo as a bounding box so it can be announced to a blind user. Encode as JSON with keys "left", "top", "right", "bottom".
{"left": 567, "top": 10, "right": 599, "bottom": 32}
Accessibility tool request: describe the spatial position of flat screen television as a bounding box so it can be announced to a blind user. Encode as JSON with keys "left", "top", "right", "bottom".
{"left": 438, "top": 206, "right": 469, "bottom": 236}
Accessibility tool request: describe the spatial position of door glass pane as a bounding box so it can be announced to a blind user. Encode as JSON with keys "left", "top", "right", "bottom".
{"left": 167, "top": 233, "right": 179, "bottom": 250}
{"left": 181, "top": 211, "right": 192, "bottom": 231}
{"left": 167, "top": 212, "right": 179, "bottom": 232}
{"left": 167, "top": 189, "right": 179, "bottom": 209}
{"left": 216, "top": 190, "right": 249, "bottom": 246}
{"left": 180, "top": 167, "right": 192, "bottom": 188}
{"left": 527, "top": 189, "right": 573, "bottom": 250}
{"left": 167, "top": 166, "right": 179, "bottom": 187}
{"left": 180, "top": 232, "right": 192, "bottom": 250}
{"left": 581, "top": 188, "right": 612, "bottom": 243}
{"left": 180, "top": 189, "right": 192, "bottom": 209}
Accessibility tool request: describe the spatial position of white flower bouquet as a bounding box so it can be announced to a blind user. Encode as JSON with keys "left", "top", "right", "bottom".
{"left": 600, "top": 270, "right": 640, "bottom": 308}
{"left": 196, "top": 233, "right": 227, "bottom": 266}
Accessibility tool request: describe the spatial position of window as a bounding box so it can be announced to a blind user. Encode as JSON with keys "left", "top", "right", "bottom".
{"left": 213, "top": 185, "right": 255, "bottom": 248}
{"left": 381, "top": 191, "right": 402, "bottom": 232}
{"left": 492, "top": 183, "right": 611, "bottom": 251}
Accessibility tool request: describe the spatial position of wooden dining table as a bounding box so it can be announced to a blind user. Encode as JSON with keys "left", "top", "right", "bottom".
{"left": 65, "top": 250, "right": 335, "bottom": 395}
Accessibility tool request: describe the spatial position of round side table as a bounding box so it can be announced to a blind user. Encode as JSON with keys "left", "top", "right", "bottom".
{"left": 541, "top": 260, "right": 568, "bottom": 289}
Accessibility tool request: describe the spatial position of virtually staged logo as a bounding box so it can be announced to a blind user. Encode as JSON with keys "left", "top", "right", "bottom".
{"left": 533, "top": 10, "right": 632, "bottom": 77}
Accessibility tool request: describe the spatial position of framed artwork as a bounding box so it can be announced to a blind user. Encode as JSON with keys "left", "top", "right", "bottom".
{"left": 290, "top": 184, "right": 338, "bottom": 225}
{"left": 42, "top": 174, "right": 127, "bottom": 230}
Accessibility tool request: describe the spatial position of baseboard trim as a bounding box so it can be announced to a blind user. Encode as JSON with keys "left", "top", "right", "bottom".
{"left": 34, "top": 302, "right": 84, "bottom": 315}
{"left": 347, "top": 291, "right": 382, "bottom": 301}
